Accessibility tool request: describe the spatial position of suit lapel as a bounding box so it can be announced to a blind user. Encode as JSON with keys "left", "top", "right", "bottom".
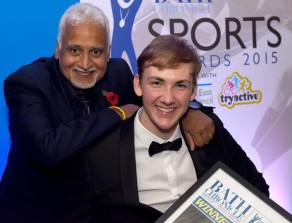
{"left": 189, "top": 148, "right": 210, "bottom": 179}
{"left": 119, "top": 114, "right": 140, "bottom": 204}
{"left": 180, "top": 124, "right": 213, "bottom": 180}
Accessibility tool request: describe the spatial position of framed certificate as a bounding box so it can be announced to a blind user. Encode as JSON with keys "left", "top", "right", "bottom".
{"left": 156, "top": 161, "right": 292, "bottom": 223}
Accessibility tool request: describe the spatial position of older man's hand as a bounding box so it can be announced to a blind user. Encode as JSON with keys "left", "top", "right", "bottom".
{"left": 181, "top": 109, "right": 215, "bottom": 150}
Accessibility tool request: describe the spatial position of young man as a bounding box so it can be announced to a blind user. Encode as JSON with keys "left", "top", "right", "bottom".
{"left": 63, "top": 35, "right": 269, "bottom": 223}
{"left": 0, "top": 3, "right": 214, "bottom": 223}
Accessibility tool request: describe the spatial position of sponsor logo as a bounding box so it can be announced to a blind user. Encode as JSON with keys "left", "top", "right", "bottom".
{"left": 218, "top": 72, "right": 262, "bottom": 109}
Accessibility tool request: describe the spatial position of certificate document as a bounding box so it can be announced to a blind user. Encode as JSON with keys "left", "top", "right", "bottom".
{"left": 156, "top": 161, "right": 292, "bottom": 223}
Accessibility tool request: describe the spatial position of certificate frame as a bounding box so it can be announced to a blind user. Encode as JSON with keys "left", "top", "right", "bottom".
{"left": 155, "top": 161, "right": 292, "bottom": 223}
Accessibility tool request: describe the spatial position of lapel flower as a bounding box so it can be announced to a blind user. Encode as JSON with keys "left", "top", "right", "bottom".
{"left": 102, "top": 90, "right": 119, "bottom": 106}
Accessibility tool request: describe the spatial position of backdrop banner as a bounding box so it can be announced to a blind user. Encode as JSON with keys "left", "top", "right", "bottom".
{"left": 82, "top": 0, "right": 292, "bottom": 214}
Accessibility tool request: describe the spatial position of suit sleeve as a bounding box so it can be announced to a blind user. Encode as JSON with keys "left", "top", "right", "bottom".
{"left": 4, "top": 59, "right": 135, "bottom": 168}
{"left": 206, "top": 113, "right": 270, "bottom": 196}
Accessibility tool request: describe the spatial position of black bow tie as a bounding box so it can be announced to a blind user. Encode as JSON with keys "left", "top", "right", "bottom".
{"left": 148, "top": 138, "right": 182, "bottom": 157}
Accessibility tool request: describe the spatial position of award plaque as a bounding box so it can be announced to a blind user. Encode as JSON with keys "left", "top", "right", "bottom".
{"left": 156, "top": 161, "right": 292, "bottom": 223}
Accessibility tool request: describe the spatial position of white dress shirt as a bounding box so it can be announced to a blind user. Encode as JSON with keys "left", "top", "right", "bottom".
{"left": 134, "top": 108, "right": 197, "bottom": 213}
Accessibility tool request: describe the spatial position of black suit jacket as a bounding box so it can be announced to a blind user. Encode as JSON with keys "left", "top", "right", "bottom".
{"left": 63, "top": 111, "right": 269, "bottom": 223}
{"left": 0, "top": 56, "right": 139, "bottom": 223}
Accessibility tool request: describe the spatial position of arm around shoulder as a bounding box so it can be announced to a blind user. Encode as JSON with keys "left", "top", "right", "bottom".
{"left": 181, "top": 101, "right": 215, "bottom": 149}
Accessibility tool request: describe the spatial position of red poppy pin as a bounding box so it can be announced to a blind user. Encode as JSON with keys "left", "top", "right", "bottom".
{"left": 102, "top": 90, "right": 119, "bottom": 106}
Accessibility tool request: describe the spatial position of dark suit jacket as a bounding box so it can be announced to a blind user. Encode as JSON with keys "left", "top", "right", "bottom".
{"left": 0, "top": 56, "right": 139, "bottom": 223}
{"left": 63, "top": 111, "right": 270, "bottom": 223}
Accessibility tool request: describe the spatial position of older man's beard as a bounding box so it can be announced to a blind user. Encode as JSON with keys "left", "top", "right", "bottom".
{"left": 70, "top": 67, "right": 98, "bottom": 89}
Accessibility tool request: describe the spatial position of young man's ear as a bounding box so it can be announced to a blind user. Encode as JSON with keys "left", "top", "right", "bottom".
{"left": 190, "top": 85, "right": 198, "bottom": 101}
{"left": 133, "top": 74, "right": 143, "bottom": 97}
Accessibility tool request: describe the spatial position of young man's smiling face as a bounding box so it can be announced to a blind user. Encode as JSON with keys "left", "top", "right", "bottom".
{"left": 134, "top": 63, "right": 197, "bottom": 139}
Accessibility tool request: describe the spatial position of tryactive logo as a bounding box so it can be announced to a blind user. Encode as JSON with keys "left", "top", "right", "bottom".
{"left": 218, "top": 72, "right": 262, "bottom": 109}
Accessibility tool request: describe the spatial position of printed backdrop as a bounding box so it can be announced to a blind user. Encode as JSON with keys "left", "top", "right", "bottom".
{"left": 1, "top": 0, "right": 291, "bottom": 214}
{"left": 82, "top": 0, "right": 292, "bottom": 214}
